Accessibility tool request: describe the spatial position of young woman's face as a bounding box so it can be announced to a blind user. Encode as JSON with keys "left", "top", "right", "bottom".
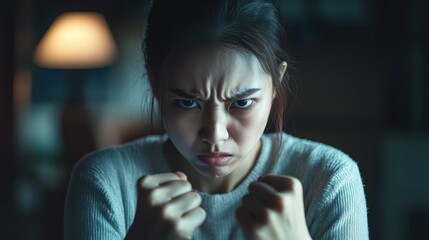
{"left": 161, "top": 49, "right": 275, "bottom": 178}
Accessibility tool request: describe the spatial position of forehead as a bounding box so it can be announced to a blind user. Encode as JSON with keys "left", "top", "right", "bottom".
{"left": 167, "top": 48, "right": 271, "bottom": 91}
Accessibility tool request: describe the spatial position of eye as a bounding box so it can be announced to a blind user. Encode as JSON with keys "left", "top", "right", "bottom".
{"left": 232, "top": 99, "right": 253, "bottom": 109}
{"left": 176, "top": 99, "right": 199, "bottom": 109}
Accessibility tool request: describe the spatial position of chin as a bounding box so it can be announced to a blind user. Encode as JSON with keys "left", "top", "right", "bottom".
{"left": 194, "top": 165, "right": 234, "bottom": 179}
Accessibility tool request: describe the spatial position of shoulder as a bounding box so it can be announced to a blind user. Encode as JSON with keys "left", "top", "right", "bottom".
{"left": 268, "top": 132, "right": 359, "bottom": 178}
{"left": 266, "top": 132, "right": 363, "bottom": 202}
{"left": 72, "top": 134, "right": 168, "bottom": 182}
{"left": 64, "top": 136, "right": 168, "bottom": 239}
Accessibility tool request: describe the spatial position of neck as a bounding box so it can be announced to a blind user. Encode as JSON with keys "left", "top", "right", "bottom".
{"left": 164, "top": 140, "right": 261, "bottom": 194}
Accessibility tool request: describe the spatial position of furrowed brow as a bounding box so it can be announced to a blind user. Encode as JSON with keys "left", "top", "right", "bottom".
{"left": 226, "top": 88, "right": 261, "bottom": 101}
{"left": 168, "top": 87, "right": 261, "bottom": 101}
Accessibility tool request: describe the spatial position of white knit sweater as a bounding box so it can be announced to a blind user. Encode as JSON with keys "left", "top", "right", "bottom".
{"left": 64, "top": 132, "right": 369, "bottom": 239}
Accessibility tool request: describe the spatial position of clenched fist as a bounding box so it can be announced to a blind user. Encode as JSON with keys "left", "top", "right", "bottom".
{"left": 236, "top": 175, "right": 312, "bottom": 240}
{"left": 125, "top": 172, "right": 206, "bottom": 240}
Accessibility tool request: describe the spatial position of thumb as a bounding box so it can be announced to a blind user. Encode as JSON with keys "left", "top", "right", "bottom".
{"left": 174, "top": 171, "right": 188, "bottom": 181}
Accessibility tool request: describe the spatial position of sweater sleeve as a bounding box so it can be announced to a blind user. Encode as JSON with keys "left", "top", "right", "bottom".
{"left": 306, "top": 155, "right": 369, "bottom": 240}
{"left": 64, "top": 154, "right": 124, "bottom": 240}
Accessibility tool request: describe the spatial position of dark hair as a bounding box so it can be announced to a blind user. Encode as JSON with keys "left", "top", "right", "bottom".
{"left": 143, "top": 0, "right": 295, "bottom": 172}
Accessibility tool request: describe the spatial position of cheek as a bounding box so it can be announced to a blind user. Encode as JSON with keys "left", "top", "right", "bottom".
{"left": 229, "top": 99, "right": 272, "bottom": 148}
{"left": 163, "top": 107, "right": 200, "bottom": 146}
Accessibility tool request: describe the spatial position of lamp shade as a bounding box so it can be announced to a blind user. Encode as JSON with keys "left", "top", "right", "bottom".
{"left": 34, "top": 12, "right": 117, "bottom": 69}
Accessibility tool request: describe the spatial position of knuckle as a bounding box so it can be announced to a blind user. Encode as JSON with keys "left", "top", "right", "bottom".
{"left": 197, "top": 211, "right": 207, "bottom": 226}
{"left": 188, "top": 191, "right": 201, "bottom": 201}
{"left": 148, "top": 189, "right": 159, "bottom": 204}
{"left": 272, "top": 195, "right": 284, "bottom": 211}
{"left": 175, "top": 218, "right": 186, "bottom": 232}
{"left": 288, "top": 177, "right": 303, "bottom": 194}
{"left": 139, "top": 175, "right": 153, "bottom": 188}
{"left": 176, "top": 219, "right": 196, "bottom": 237}
{"left": 279, "top": 194, "right": 297, "bottom": 213}
{"left": 162, "top": 203, "right": 175, "bottom": 218}
{"left": 289, "top": 176, "right": 302, "bottom": 188}
{"left": 147, "top": 188, "right": 167, "bottom": 205}
{"left": 195, "top": 207, "right": 206, "bottom": 220}
{"left": 180, "top": 181, "right": 192, "bottom": 191}
{"left": 183, "top": 192, "right": 201, "bottom": 207}
{"left": 156, "top": 204, "right": 174, "bottom": 220}
{"left": 282, "top": 194, "right": 293, "bottom": 205}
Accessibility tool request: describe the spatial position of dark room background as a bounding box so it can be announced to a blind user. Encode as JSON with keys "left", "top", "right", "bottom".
{"left": 1, "top": 0, "right": 428, "bottom": 239}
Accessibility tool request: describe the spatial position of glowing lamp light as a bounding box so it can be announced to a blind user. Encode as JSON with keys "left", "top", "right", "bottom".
{"left": 34, "top": 12, "right": 117, "bottom": 69}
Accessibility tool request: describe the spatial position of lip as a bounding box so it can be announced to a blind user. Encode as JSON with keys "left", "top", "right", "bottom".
{"left": 197, "top": 152, "right": 233, "bottom": 166}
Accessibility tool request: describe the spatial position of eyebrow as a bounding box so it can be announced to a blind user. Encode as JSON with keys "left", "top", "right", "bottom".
{"left": 168, "top": 88, "right": 261, "bottom": 101}
{"left": 228, "top": 88, "right": 261, "bottom": 101}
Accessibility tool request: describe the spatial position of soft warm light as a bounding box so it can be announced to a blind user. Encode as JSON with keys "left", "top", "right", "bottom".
{"left": 34, "top": 12, "right": 117, "bottom": 69}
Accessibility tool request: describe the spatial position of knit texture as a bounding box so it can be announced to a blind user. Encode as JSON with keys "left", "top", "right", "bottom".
{"left": 64, "top": 132, "right": 369, "bottom": 239}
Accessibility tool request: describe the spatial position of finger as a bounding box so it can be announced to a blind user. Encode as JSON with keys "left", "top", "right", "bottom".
{"left": 164, "top": 191, "right": 202, "bottom": 218}
{"left": 174, "top": 171, "right": 188, "bottom": 181}
{"left": 248, "top": 181, "right": 283, "bottom": 210}
{"left": 241, "top": 194, "right": 269, "bottom": 224}
{"left": 235, "top": 206, "right": 258, "bottom": 233}
{"left": 139, "top": 172, "right": 185, "bottom": 189}
{"left": 249, "top": 181, "right": 277, "bottom": 199}
{"left": 180, "top": 207, "right": 206, "bottom": 229}
{"left": 152, "top": 180, "right": 192, "bottom": 203}
{"left": 259, "top": 175, "right": 301, "bottom": 193}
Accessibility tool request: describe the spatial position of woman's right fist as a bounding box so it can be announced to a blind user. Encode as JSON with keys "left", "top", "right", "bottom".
{"left": 125, "top": 172, "right": 206, "bottom": 240}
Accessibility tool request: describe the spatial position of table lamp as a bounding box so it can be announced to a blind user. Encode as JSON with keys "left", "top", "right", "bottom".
{"left": 33, "top": 11, "right": 117, "bottom": 168}
{"left": 34, "top": 11, "right": 117, "bottom": 104}
{"left": 35, "top": 11, "right": 116, "bottom": 69}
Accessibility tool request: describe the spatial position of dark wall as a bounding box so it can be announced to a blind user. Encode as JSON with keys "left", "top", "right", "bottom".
{"left": 0, "top": 1, "right": 17, "bottom": 239}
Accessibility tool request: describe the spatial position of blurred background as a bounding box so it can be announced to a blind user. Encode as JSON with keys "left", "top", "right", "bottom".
{"left": 0, "top": 0, "right": 428, "bottom": 239}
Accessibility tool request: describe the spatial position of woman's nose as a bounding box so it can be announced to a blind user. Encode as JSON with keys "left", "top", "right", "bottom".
{"left": 199, "top": 108, "right": 229, "bottom": 145}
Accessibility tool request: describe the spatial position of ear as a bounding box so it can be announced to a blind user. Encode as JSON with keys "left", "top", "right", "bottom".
{"left": 279, "top": 61, "right": 287, "bottom": 82}
{"left": 272, "top": 61, "right": 287, "bottom": 99}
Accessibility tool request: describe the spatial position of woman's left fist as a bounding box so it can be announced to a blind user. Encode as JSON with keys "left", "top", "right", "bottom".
{"left": 235, "top": 175, "right": 312, "bottom": 240}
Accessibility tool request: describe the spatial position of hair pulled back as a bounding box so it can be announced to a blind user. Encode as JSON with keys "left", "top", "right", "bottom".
{"left": 143, "top": 0, "right": 295, "bottom": 171}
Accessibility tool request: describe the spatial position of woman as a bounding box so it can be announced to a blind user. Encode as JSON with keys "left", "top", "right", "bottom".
{"left": 64, "top": 0, "right": 369, "bottom": 239}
